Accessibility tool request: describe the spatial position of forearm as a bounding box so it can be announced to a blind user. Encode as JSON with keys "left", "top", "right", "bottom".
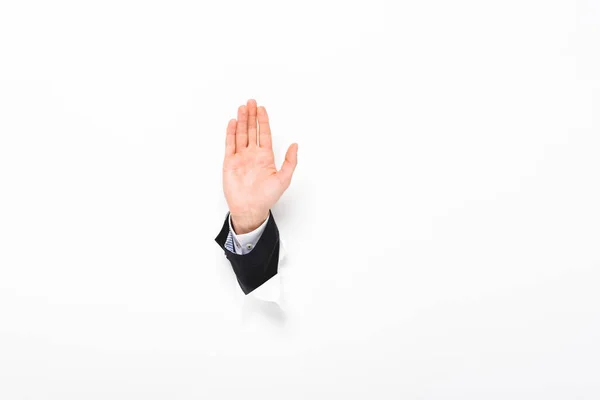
{"left": 230, "top": 210, "right": 270, "bottom": 234}
{"left": 218, "top": 99, "right": 297, "bottom": 295}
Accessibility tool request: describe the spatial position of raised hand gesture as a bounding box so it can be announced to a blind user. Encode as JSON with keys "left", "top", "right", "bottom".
{"left": 223, "top": 99, "right": 298, "bottom": 234}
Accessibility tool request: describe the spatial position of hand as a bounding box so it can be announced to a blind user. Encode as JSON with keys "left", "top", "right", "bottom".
{"left": 223, "top": 99, "right": 298, "bottom": 234}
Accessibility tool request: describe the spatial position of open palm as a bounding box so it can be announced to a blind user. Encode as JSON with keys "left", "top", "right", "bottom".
{"left": 223, "top": 99, "right": 298, "bottom": 234}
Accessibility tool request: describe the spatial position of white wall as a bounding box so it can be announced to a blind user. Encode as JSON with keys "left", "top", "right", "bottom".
{"left": 1, "top": 0, "right": 599, "bottom": 398}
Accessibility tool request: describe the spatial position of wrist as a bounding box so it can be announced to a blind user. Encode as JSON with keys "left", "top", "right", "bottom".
{"left": 230, "top": 210, "right": 269, "bottom": 234}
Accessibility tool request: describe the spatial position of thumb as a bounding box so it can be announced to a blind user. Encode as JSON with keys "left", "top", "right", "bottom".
{"left": 277, "top": 143, "right": 298, "bottom": 189}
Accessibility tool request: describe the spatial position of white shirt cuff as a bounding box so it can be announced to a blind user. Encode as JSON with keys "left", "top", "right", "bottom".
{"left": 228, "top": 214, "right": 269, "bottom": 255}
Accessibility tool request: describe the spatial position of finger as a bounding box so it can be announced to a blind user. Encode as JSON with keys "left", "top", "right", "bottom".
{"left": 247, "top": 99, "right": 258, "bottom": 147}
{"left": 236, "top": 105, "right": 248, "bottom": 150}
{"left": 277, "top": 143, "right": 298, "bottom": 189}
{"left": 258, "top": 106, "right": 272, "bottom": 149}
{"left": 225, "top": 118, "right": 237, "bottom": 156}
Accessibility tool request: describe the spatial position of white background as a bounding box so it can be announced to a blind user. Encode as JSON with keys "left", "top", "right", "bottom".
{"left": 1, "top": 0, "right": 599, "bottom": 398}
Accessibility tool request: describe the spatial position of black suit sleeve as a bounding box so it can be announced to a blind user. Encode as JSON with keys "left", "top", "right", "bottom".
{"left": 214, "top": 209, "right": 280, "bottom": 295}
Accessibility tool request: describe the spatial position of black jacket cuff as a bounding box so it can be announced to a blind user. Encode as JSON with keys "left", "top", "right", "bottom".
{"left": 214, "top": 210, "right": 280, "bottom": 295}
